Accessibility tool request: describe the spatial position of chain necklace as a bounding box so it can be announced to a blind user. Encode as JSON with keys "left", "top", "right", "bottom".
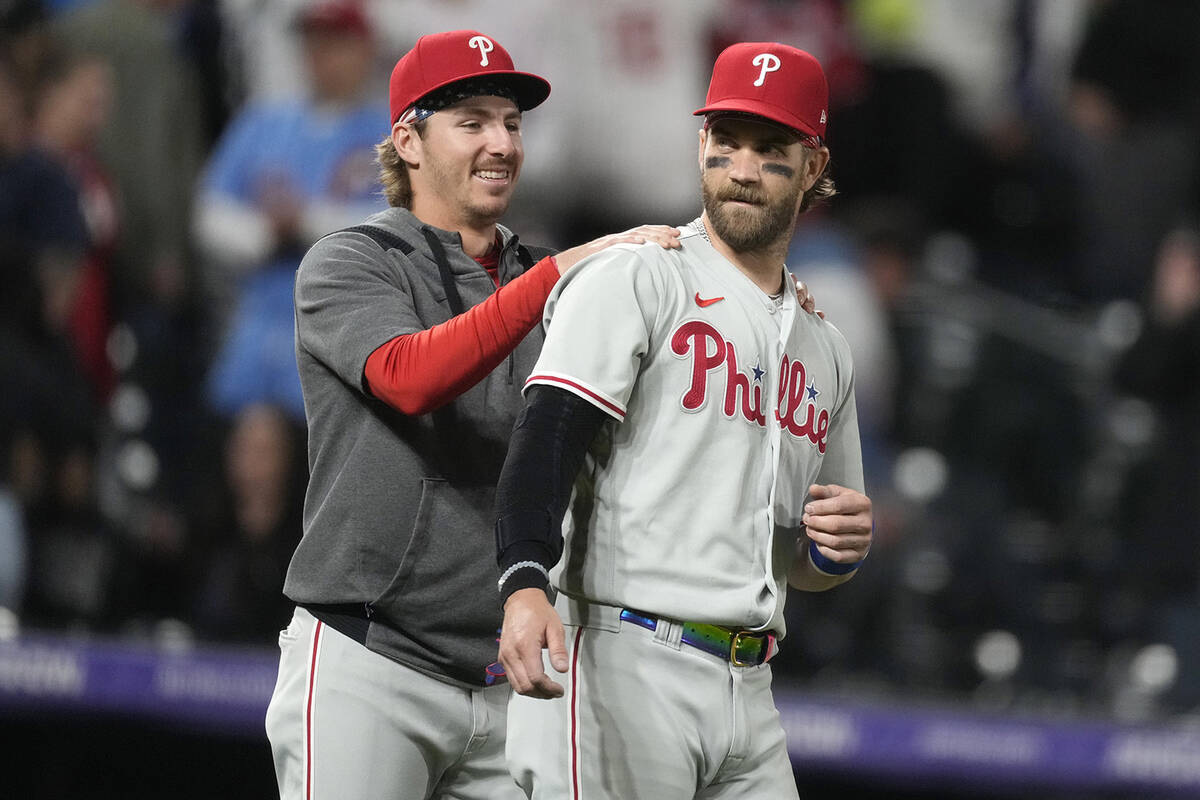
{"left": 692, "top": 217, "right": 786, "bottom": 307}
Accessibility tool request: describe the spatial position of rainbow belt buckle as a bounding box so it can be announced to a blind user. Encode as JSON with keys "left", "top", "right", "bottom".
{"left": 619, "top": 609, "right": 775, "bottom": 667}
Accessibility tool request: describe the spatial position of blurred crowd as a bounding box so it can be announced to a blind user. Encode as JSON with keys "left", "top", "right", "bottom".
{"left": 2, "top": 0, "right": 1199, "bottom": 723}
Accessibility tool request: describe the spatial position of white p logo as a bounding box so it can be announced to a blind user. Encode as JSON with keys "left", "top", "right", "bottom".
{"left": 468, "top": 35, "right": 494, "bottom": 67}
{"left": 752, "top": 53, "right": 781, "bottom": 87}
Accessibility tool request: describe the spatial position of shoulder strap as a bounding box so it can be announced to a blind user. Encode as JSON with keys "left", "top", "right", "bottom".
{"left": 339, "top": 224, "right": 466, "bottom": 318}
{"left": 420, "top": 228, "right": 466, "bottom": 316}
{"left": 516, "top": 243, "right": 557, "bottom": 271}
{"left": 339, "top": 224, "right": 415, "bottom": 256}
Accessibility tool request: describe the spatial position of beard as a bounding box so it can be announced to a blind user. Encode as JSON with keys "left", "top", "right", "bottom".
{"left": 701, "top": 175, "right": 803, "bottom": 253}
{"left": 423, "top": 147, "right": 518, "bottom": 226}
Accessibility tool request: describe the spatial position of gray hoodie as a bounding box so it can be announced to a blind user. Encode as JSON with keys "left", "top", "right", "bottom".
{"left": 284, "top": 206, "right": 552, "bottom": 687}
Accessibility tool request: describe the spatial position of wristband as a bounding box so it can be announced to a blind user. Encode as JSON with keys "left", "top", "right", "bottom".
{"left": 808, "top": 539, "right": 862, "bottom": 576}
{"left": 498, "top": 561, "right": 551, "bottom": 603}
{"left": 498, "top": 560, "right": 550, "bottom": 591}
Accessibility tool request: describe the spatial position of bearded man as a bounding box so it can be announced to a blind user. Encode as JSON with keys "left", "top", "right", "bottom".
{"left": 493, "top": 42, "right": 874, "bottom": 800}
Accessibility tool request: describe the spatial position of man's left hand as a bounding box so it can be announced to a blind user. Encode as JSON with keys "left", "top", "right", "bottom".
{"left": 803, "top": 483, "right": 872, "bottom": 565}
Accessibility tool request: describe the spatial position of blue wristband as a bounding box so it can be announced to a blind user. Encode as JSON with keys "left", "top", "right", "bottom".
{"left": 808, "top": 539, "right": 862, "bottom": 576}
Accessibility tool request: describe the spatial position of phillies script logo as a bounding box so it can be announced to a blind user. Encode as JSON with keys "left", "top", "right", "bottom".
{"left": 670, "top": 321, "right": 829, "bottom": 452}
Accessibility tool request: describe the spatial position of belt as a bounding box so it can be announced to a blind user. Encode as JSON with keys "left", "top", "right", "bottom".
{"left": 619, "top": 609, "right": 776, "bottom": 667}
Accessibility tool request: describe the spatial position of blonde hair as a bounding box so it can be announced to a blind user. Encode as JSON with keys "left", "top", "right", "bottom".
{"left": 375, "top": 133, "right": 413, "bottom": 209}
{"left": 376, "top": 116, "right": 432, "bottom": 208}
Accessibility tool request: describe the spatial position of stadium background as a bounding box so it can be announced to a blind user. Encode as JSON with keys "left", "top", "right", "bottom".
{"left": 2, "top": 0, "right": 1199, "bottom": 797}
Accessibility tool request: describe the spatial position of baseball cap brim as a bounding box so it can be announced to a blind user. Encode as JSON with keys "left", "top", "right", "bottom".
{"left": 416, "top": 71, "right": 550, "bottom": 112}
{"left": 693, "top": 98, "right": 821, "bottom": 141}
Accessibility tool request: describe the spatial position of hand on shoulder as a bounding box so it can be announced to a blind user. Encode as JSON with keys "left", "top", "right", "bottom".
{"left": 554, "top": 225, "right": 682, "bottom": 276}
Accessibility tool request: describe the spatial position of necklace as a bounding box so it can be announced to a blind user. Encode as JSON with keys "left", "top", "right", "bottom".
{"left": 693, "top": 217, "right": 786, "bottom": 307}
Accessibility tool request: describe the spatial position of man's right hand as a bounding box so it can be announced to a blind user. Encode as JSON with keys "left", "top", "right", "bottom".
{"left": 553, "top": 225, "right": 682, "bottom": 276}
{"left": 499, "top": 587, "right": 569, "bottom": 699}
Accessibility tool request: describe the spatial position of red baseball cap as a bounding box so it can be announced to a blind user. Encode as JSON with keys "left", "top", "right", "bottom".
{"left": 694, "top": 42, "right": 828, "bottom": 141}
{"left": 389, "top": 30, "right": 551, "bottom": 125}
{"left": 297, "top": 1, "right": 371, "bottom": 38}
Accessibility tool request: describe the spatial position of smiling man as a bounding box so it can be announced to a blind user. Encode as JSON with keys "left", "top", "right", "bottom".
{"left": 494, "top": 43, "right": 874, "bottom": 799}
{"left": 263, "top": 27, "right": 683, "bottom": 800}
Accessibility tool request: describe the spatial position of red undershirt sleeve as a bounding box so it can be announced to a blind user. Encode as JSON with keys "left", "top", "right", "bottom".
{"left": 363, "top": 255, "right": 560, "bottom": 415}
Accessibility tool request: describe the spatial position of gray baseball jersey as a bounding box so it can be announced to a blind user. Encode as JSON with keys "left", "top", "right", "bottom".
{"left": 525, "top": 221, "right": 864, "bottom": 638}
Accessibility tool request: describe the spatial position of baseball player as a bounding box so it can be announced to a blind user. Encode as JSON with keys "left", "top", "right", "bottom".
{"left": 494, "top": 43, "right": 873, "bottom": 798}
{"left": 263, "top": 29, "right": 689, "bottom": 800}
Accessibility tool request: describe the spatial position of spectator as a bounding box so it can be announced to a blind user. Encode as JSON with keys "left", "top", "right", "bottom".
{"left": 0, "top": 62, "right": 101, "bottom": 624}
{"left": 55, "top": 0, "right": 209, "bottom": 317}
{"left": 194, "top": 0, "right": 387, "bottom": 421}
{"left": 1112, "top": 223, "right": 1200, "bottom": 607}
{"left": 21, "top": 434, "right": 124, "bottom": 630}
{"left": 29, "top": 46, "right": 119, "bottom": 400}
{"left": 53, "top": 3, "right": 217, "bottom": 558}
{"left": 218, "top": 0, "right": 327, "bottom": 102}
{"left": 551, "top": 0, "right": 721, "bottom": 238}
{"left": 786, "top": 213, "right": 898, "bottom": 472}
{"left": 1068, "top": 0, "right": 1200, "bottom": 302}
{"left": 189, "top": 403, "right": 304, "bottom": 643}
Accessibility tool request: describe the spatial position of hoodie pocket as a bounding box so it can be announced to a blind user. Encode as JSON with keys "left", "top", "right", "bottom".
{"left": 370, "top": 479, "right": 500, "bottom": 638}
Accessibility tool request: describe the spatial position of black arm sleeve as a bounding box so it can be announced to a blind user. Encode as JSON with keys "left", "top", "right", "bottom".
{"left": 495, "top": 384, "right": 608, "bottom": 602}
